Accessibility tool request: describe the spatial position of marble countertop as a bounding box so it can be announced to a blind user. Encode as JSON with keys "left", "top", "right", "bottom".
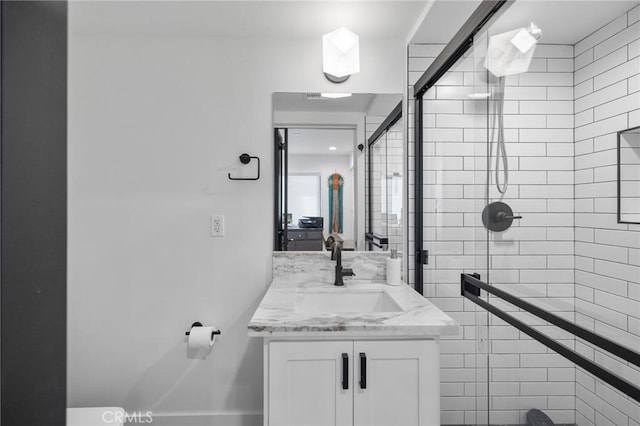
{"left": 247, "top": 252, "right": 459, "bottom": 338}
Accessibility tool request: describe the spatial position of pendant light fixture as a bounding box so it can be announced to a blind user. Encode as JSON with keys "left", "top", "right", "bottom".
{"left": 322, "top": 27, "right": 360, "bottom": 83}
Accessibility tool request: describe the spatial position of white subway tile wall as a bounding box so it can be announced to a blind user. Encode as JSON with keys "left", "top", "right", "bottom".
{"left": 409, "top": 38, "right": 577, "bottom": 423}
{"left": 574, "top": 5, "right": 640, "bottom": 426}
{"left": 408, "top": 5, "right": 640, "bottom": 424}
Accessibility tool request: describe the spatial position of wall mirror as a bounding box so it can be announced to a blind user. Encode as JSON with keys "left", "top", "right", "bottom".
{"left": 273, "top": 92, "right": 402, "bottom": 252}
{"left": 618, "top": 126, "right": 640, "bottom": 224}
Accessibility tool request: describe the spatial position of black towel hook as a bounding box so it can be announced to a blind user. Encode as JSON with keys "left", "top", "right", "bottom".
{"left": 228, "top": 153, "right": 260, "bottom": 181}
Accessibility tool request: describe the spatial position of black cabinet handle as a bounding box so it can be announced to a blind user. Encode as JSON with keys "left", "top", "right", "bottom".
{"left": 341, "top": 353, "right": 348, "bottom": 390}
{"left": 359, "top": 352, "right": 367, "bottom": 389}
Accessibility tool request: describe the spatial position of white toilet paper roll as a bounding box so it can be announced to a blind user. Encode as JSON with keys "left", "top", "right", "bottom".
{"left": 386, "top": 257, "right": 401, "bottom": 286}
{"left": 188, "top": 326, "right": 217, "bottom": 350}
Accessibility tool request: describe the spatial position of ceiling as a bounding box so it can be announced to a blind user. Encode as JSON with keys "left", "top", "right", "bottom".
{"left": 70, "top": 0, "right": 639, "bottom": 47}
{"left": 288, "top": 128, "right": 355, "bottom": 156}
{"left": 412, "top": 0, "right": 639, "bottom": 45}
{"left": 70, "top": 1, "right": 428, "bottom": 38}
{"left": 491, "top": 0, "right": 638, "bottom": 45}
{"left": 411, "top": 0, "right": 481, "bottom": 44}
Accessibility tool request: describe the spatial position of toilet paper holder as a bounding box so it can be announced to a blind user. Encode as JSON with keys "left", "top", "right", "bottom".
{"left": 185, "top": 322, "right": 221, "bottom": 337}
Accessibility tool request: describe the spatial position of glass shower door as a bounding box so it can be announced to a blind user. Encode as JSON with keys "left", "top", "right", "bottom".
{"left": 419, "top": 42, "right": 492, "bottom": 424}
{"left": 475, "top": 1, "right": 640, "bottom": 422}
{"left": 472, "top": 19, "right": 579, "bottom": 424}
{"left": 415, "top": 1, "right": 640, "bottom": 424}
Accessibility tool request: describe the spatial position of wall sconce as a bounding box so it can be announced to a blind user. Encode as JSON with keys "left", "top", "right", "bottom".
{"left": 322, "top": 27, "right": 360, "bottom": 83}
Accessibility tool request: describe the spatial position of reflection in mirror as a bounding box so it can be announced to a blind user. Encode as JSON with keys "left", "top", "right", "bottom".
{"left": 289, "top": 173, "right": 322, "bottom": 226}
{"left": 367, "top": 110, "right": 403, "bottom": 252}
{"left": 273, "top": 92, "right": 402, "bottom": 251}
{"left": 618, "top": 126, "right": 640, "bottom": 224}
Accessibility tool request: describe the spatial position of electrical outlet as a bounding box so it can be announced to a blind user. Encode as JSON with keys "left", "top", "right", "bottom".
{"left": 211, "top": 215, "right": 225, "bottom": 237}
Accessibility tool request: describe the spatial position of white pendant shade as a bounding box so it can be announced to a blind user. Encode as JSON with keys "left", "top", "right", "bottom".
{"left": 322, "top": 27, "right": 360, "bottom": 78}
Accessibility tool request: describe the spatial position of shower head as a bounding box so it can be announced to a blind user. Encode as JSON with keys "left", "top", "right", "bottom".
{"left": 484, "top": 22, "right": 542, "bottom": 77}
{"left": 527, "top": 22, "right": 542, "bottom": 40}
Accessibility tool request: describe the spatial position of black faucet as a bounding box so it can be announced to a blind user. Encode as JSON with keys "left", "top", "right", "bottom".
{"left": 331, "top": 242, "right": 355, "bottom": 286}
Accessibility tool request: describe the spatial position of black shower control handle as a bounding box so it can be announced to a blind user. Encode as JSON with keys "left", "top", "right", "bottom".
{"left": 496, "top": 212, "right": 522, "bottom": 221}
{"left": 482, "top": 202, "right": 522, "bottom": 232}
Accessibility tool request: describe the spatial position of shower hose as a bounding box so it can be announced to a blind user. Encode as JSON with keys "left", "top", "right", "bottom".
{"left": 490, "top": 75, "right": 509, "bottom": 194}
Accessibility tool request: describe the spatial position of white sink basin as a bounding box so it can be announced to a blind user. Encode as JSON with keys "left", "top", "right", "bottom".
{"left": 295, "top": 289, "right": 403, "bottom": 314}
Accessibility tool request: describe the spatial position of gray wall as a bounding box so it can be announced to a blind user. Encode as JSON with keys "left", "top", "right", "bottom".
{"left": 1, "top": 2, "right": 67, "bottom": 425}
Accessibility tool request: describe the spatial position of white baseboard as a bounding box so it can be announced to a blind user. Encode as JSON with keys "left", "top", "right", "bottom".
{"left": 126, "top": 412, "right": 263, "bottom": 426}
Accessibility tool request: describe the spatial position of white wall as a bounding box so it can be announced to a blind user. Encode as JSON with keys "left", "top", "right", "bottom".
{"left": 289, "top": 154, "right": 354, "bottom": 241}
{"left": 67, "top": 3, "right": 406, "bottom": 422}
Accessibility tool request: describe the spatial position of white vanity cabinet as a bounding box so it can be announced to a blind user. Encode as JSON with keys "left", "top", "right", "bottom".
{"left": 250, "top": 255, "right": 459, "bottom": 426}
{"left": 352, "top": 340, "right": 440, "bottom": 426}
{"left": 268, "top": 341, "right": 353, "bottom": 426}
{"left": 265, "top": 339, "right": 440, "bottom": 426}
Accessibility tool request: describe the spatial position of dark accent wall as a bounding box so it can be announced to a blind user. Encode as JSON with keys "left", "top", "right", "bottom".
{"left": 1, "top": 2, "right": 67, "bottom": 425}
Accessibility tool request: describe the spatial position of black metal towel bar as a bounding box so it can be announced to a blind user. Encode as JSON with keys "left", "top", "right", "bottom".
{"left": 461, "top": 273, "right": 640, "bottom": 403}
{"left": 365, "top": 232, "right": 388, "bottom": 249}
